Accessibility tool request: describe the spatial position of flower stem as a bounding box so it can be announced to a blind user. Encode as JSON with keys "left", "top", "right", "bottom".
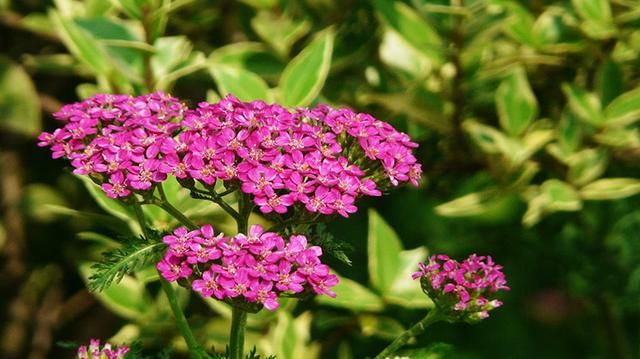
{"left": 229, "top": 306, "right": 248, "bottom": 359}
{"left": 227, "top": 192, "right": 251, "bottom": 359}
{"left": 155, "top": 197, "right": 198, "bottom": 230}
{"left": 373, "top": 309, "right": 442, "bottom": 359}
{"left": 160, "top": 280, "right": 205, "bottom": 359}
{"left": 131, "top": 202, "right": 203, "bottom": 358}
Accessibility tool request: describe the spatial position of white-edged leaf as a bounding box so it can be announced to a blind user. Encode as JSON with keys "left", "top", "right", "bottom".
{"left": 496, "top": 67, "right": 538, "bottom": 136}
{"left": 316, "top": 274, "right": 384, "bottom": 312}
{"left": 210, "top": 64, "right": 270, "bottom": 101}
{"left": 580, "top": 178, "right": 640, "bottom": 200}
{"left": 604, "top": 87, "right": 640, "bottom": 126}
{"left": 279, "top": 27, "right": 334, "bottom": 107}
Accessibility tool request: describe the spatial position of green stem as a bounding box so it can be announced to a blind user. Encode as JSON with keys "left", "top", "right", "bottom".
{"left": 155, "top": 198, "right": 198, "bottom": 230}
{"left": 131, "top": 202, "right": 202, "bottom": 358}
{"left": 227, "top": 192, "right": 252, "bottom": 359}
{"left": 160, "top": 280, "right": 204, "bottom": 359}
{"left": 373, "top": 309, "right": 442, "bottom": 359}
{"left": 229, "top": 306, "right": 248, "bottom": 359}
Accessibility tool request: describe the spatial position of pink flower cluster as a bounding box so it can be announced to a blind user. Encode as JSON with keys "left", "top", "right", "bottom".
{"left": 172, "top": 95, "right": 421, "bottom": 217}
{"left": 412, "top": 254, "right": 509, "bottom": 321}
{"left": 156, "top": 224, "right": 338, "bottom": 311}
{"left": 37, "top": 92, "right": 186, "bottom": 198}
{"left": 39, "top": 93, "right": 422, "bottom": 217}
{"left": 76, "top": 339, "right": 129, "bottom": 359}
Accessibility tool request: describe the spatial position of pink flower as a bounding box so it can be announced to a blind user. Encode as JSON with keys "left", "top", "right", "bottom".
{"left": 413, "top": 254, "right": 509, "bottom": 321}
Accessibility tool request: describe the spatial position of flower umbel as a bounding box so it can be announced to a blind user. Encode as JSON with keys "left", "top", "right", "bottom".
{"left": 412, "top": 254, "right": 509, "bottom": 322}
{"left": 157, "top": 224, "right": 339, "bottom": 311}
{"left": 76, "top": 338, "right": 129, "bottom": 359}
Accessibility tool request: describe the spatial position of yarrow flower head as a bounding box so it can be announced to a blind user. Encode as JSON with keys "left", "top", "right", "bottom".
{"left": 39, "top": 93, "right": 422, "bottom": 217}
{"left": 412, "top": 254, "right": 509, "bottom": 322}
{"left": 162, "top": 95, "right": 422, "bottom": 218}
{"left": 38, "top": 92, "right": 186, "bottom": 198}
{"left": 76, "top": 338, "right": 129, "bottom": 359}
{"left": 157, "top": 223, "right": 338, "bottom": 311}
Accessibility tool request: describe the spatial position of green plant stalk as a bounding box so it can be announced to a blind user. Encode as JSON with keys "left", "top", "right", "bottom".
{"left": 373, "top": 309, "right": 442, "bottom": 359}
{"left": 228, "top": 192, "right": 252, "bottom": 359}
{"left": 131, "top": 202, "right": 203, "bottom": 358}
{"left": 229, "top": 306, "right": 248, "bottom": 359}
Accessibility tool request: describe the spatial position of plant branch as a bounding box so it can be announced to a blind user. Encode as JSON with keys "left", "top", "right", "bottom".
{"left": 373, "top": 309, "right": 442, "bottom": 359}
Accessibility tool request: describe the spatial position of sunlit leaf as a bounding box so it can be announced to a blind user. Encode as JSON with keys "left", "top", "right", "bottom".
{"left": 604, "top": 87, "right": 640, "bottom": 126}
{"left": 279, "top": 27, "right": 334, "bottom": 107}
{"left": 496, "top": 67, "right": 538, "bottom": 136}
{"left": 210, "top": 64, "right": 271, "bottom": 101}
{"left": 316, "top": 274, "right": 384, "bottom": 312}
{"left": 0, "top": 57, "right": 41, "bottom": 136}
{"left": 580, "top": 178, "right": 640, "bottom": 200}
{"left": 368, "top": 209, "right": 403, "bottom": 294}
{"left": 562, "top": 83, "right": 605, "bottom": 126}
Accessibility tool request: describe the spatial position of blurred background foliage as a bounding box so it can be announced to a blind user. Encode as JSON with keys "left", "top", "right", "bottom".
{"left": 1, "top": 0, "right": 640, "bottom": 358}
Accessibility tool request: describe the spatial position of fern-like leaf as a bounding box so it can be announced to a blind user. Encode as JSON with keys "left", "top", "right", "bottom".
{"left": 88, "top": 230, "right": 166, "bottom": 292}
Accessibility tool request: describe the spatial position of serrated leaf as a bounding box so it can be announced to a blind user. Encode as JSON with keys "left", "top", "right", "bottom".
{"left": 373, "top": 0, "right": 443, "bottom": 64}
{"left": 368, "top": 209, "right": 402, "bottom": 294}
{"left": 580, "top": 178, "right": 640, "bottom": 200}
{"left": 316, "top": 274, "right": 384, "bottom": 312}
{"left": 210, "top": 64, "right": 271, "bottom": 101}
{"left": 80, "top": 263, "right": 153, "bottom": 320}
{"left": 497, "top": 67, "right": 538, "bottom": 136}
{"left": 562, "top": 83, "right": 605, "bottom": 126}
{"left": 604, "top": 87, "right": 640, "bottom": 126}
{"left": 0, "top": 57, "right": 41, "bottom": 136}
{"left": 88, "top": 233, "right": 165, "bottom": 291}
{"left": 279, "top": 28, "right": 334, "bottom": 107}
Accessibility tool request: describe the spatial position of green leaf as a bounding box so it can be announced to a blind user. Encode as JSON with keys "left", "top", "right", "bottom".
{"left": 77, "top": 176, "right": 138, "bottom": 230}
{"left": 80, "top": 263, "right": 153, "bottom": 320}
{"left": 368, "top": 209, "right": 403, "bottom": 294}
{"left": 572, "top": 0, "right": 615, "bottom": 39}
{"left": 384, "top": 247, "right": 432, "bottom": 308}
{"left": 209, "top": 42, "right": 284, "bottom": 80}
{"left": 557, "top": 111, "right": 582, "bottom": 154}
{"left": 251, "top": 11, "right": 311, "bottom": 57}
{"left": 462, "top": 120, "right": 520, "bottom": 161}
{"left": 604, "top": 87, "right": 640, "bottom": 126}
{"left": 379, "top": 28, "right": 432, "bottom": 77}
{"left": 435, "top": 190, "right": 505, "bottom": 217}
{"left": 372, "top": 0, "right": 443, "bottom": 64}
{"left": 541, "top": 179, "right": 582, "bottom": 212}
{"left": 596, "top": 60, "right": 623, "bottom": 106}
{"left": 567, "top": 149, "right": 608, "bottom": 186}
{"left": 358, "top": 314, "right": 405, "bottom": 340}
{"left": 503, "top": 4, "right": 537, "bottom": 47}
{"left": 562, "top": 83, "right": 605, "bottom": 126}
{"left": 87, "top": 233, "right": 165, "bottom": 291}
{"left": 152, "top": 36, "right": 193, "bottom": 78}
{"left": 279, "top": 28, "right": 334, "bottom": 107}
{"left": 0, "top": 57, "right": 41, "bottom": 136}
{"left": 48, "top": 9, "right": 110, "bottom": 74}
{"left": 210, "top": 64, "right": 271, "bottom": 101}
{"left": 109, "top": 0, "right": 146, "bottom": 20}
{"left": 74, "top": 17, "right": 144, "bottom": 83}
{"left": 496, "top": 67, "right": 538, "bottom": 136}
{"left": 522, "top": 180, "right": 582, "bottom": 227}
{"left": 267, "top": 311, "right": 319, "bottom": 359}
{"left": 580, "top": 178, "right": 640, "bottom": 200}
{"left": 316, "top": 274, "right": 384, "bottom": 312}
